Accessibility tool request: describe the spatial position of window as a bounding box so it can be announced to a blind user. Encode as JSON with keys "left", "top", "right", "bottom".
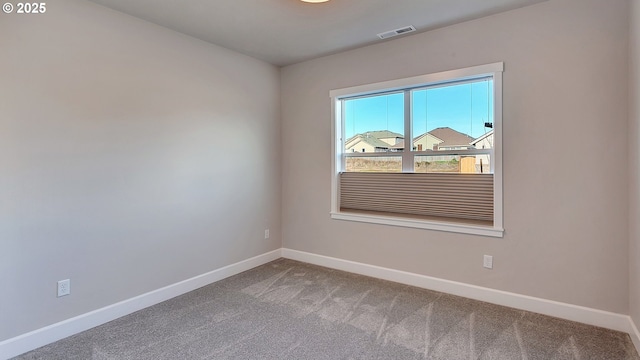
{"left": 330, "top": 63, "right": 503, "bottom": 237}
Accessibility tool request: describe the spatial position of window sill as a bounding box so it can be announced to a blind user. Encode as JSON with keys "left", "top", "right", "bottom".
{"left": 330, "top": 210, "right": 504, "bottom": 238}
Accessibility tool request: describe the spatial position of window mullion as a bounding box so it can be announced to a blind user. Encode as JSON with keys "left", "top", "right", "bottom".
{"left": 402, "top": 90, "right": 413, "bottom": 172}
{"left": 339, "top": 99, "right": 346, "bottom": 172}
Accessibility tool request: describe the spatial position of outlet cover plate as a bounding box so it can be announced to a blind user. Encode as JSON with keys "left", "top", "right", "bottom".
{"left": 483, "top": 255, "right": 493, "bottom": 269}
{"left": 57, "top": 279, "right": 70, "bottom": 297}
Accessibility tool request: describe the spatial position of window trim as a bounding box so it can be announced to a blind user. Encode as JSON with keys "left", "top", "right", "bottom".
{"left": 330, "top": 62, "right": 504, "bottom": 237}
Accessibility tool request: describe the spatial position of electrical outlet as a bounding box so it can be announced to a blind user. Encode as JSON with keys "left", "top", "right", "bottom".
{"left": 57, "top": 279, "right": 70, "bottom": 297}
{"left": 264, "top": 229, "right": 270, "bottom": 239}
{"left": 483, "top": 255, "right": 493, "bottom": 269}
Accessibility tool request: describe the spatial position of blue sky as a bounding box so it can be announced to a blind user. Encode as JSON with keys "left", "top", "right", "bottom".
{"left": 344, "top": 80, "right": 494, "bottom": 140}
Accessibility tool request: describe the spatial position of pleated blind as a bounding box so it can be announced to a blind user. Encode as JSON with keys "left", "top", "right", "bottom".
{"left": 339, "top": 172, "right": 494, "bottom": 223}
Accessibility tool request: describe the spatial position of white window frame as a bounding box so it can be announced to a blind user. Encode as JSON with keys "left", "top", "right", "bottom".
{"left": 330, "top": 62, "right": 504, "bottom": 237}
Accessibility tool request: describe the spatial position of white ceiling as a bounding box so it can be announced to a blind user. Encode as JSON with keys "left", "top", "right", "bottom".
{"left": 86, "top": 0, "right": 546, "bottom": 66}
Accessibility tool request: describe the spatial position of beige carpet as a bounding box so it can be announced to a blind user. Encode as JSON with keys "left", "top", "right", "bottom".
{"left": 14, "top": 259, "right": 640, "bottom": 359}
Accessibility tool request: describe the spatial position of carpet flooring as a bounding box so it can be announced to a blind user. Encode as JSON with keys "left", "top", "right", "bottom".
{"left": 14, "top": 259, "right": 640, "bottom": 359}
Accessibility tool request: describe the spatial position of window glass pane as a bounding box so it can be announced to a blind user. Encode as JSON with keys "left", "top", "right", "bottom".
{"left": 412, "top": 79, "right": 493, "bottom": 152}
{"left": 346, "top": 156, "right": 402, "bottom": 172}
{"left": 344, "top": 93, "right": 404, "bottom": 154}
{"left": 414, "top": 154, "right": 491, "bottom": 174}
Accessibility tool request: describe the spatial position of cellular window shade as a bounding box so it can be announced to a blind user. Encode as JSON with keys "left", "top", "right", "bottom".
{"left": 339, "top": 172, "right": 493, "bottom": 222}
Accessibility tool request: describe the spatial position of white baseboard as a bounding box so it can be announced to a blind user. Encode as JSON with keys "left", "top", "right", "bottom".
{"left": 630, "top": 317, "right": 640, "bottom": 355}
{"left": 0, "top": 249, "right": 282, "bottom": 360}
{"left": 3, "top": 248, "right": 639, "bottom": 359}
{"left": 282, "top": 248, "right": 638, "bottom": 348}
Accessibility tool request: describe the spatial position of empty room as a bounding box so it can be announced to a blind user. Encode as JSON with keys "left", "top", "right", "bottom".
{"left": 2, "top": 0, "right": 640, "bottom": 358}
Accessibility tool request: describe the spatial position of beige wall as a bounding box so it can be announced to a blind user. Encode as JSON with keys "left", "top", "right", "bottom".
{"left": 0, "top": 0, "right": 281, "bottom": 341}
{"left": 282, "top": 0, "right": 630, "bottom": 313}
{"left": 473, "top": 133, "right": 493, "bottom": 167}
{"left": 414, "top": 133, "right": 442, "bottom": 152}
{"left": 379, "top": 136, "right": 401, "bottom": 146}
{"left": 347, "top": 139, "right": 377, "bottom": 153}
{"left": 630, "top": 0, "right": 640, "bottom": 327}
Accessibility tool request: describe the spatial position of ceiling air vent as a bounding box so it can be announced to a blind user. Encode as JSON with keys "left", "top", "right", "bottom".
{"left": 377, "top": 25, "right": 416, "bottom": 40}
